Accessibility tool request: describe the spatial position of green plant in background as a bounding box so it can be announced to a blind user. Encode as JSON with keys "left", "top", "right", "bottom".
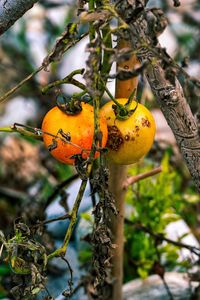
{"left": 126, "top": 154, "right": 182, "bottom": 229}
{"left": 0, "top": 264, "right": 10, "bottom": 299}
{"left": 54, "top": 162, "right": 73, "bottom": 182}
{"left": 124, "top": 153, "right": 192, "bottom": 281}
{"left": 77, "top": 212, "right": 93, "bottom": 266}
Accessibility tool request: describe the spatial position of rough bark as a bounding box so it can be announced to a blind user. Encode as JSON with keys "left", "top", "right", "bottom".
{"left": 115, "top": 2, "right": 200, "bottom": 193}
{"left": 0, "top": 0, "right": 38, "bottom": 35}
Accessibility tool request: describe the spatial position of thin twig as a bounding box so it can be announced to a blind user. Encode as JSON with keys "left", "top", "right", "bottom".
{"left": 63, "top": 280, "right": 84, "bottom": 298}
{"left": 0, "top": 66, "right": 43, "bottom": 104}
{"left": 32, "top": 213, "right": 71, "bottom": 230}
{"left": 0, "top": 124, "right": 43, "bottom": 140}
{"left": 0, "top": 29, "right": 87, "bottom": 103}
{"left": 44, "top": 285, "right": 54, "bottom": 299}
{"left": 0, "top": 123, "right": 91, "bottom": 153}
{"left": 125, "top": 219, "right": 200, "bottom": 257}
{"left": 61, "top": 256, "right": 74, "bottom": 295}
{"left": 162, "top": 275, "right": 174, "bottom": 300}
{"left": 154, "top": 241, "right": 174, "bottom": 300}
{"left": 44, "top": 174, "right": 79, "bottom": 209}
{"left": 123, "top": 166, "right": 162, "bottom": 189}
{"left": 0, "top": 186, "right": 27, "bottom": 202}
{"left": 41, "top": 69, "right": 86, "bottom": 94}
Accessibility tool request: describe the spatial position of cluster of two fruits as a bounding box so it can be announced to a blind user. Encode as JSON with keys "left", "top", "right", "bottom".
{"left": 42, "top": 98, "right": 156, "bottom": 166}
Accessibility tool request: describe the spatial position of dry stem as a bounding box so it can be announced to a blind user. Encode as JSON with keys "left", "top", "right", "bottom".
{"left": 123, "top": 166, "right": 162, "bottom": 189}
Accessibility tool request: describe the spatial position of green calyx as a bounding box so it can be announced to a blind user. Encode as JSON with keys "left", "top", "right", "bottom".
{"left": 112, "top": 102, "right": 138, "bottom": 120}
{"left": 56, "top": 95, "right": 82, "bottom": 115}
{"left": 112, "top": 88, "right": 138, "bottom": 120}
{"left": 102, "top": 77, "right": 138, "bottom": 120}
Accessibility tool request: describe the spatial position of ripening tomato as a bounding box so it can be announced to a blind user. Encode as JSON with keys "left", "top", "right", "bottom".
{"left": 100, "top": 98, "right": 156, "bottom": 165}
{"left": 42, "top": 103, "right": 108, "bottom": 165}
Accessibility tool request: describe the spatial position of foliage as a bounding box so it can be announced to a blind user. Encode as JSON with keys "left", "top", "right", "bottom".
{"left": 126, "top": 155, "right": 182, "bottom": 228}
{"left": 0, "top": 264, "right": 10, "bottom": 299}
{"left": 0, "top": 223, "right": 47, "bottom": 299}
{"left": 54, "top": 162, "right": 73, "bottom": 181}
{"left": 124, "top": 154, "right": 192, "bottom": 281}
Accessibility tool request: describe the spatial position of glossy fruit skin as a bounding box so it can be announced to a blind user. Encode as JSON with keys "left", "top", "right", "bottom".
{"left": 100, "top": 98, "right": 156, "bottom": 165}
{"left": 42, "top": 103, "right": 108, "bottom": 165}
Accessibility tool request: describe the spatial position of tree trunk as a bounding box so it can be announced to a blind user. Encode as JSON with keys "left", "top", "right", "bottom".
{"left": 0, "top": 0, "right": 38, "bottom": 35}
{"left": 108, "top": 40, "right": 139, "bottom": 300}
{"left": 115, "top": 2, "right": 200, "bottom": 193}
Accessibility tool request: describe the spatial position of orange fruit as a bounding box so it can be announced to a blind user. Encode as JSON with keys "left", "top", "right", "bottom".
{"left": 100, "top": 98, "right": 156, "bottom": 165}
{"left": 42, "top": 103, "right": 108, "bottom": 165}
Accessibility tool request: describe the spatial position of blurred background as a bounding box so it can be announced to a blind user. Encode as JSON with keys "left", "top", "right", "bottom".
{"left": 0, "top": 0, "right": 200, "bottom": 299}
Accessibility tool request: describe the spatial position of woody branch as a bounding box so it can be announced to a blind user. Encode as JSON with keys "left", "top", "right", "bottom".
{"left": 0, "top": 0, "right": 39, "bottom": 35}
{"left": 115, "top": 1, "right": 200, "bottom": 193}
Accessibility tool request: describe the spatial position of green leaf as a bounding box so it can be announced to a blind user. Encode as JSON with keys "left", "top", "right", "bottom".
{"left": 0, "top": 264, "right": 10, "bottom": 276}
{"left": 137, "top": 267, "right": 148, "bottom": 279}
{"left": 80, "top": 212, "right": 93, "bottom": 223}
{"left": 79, "top": 248, "right": 92, "bottom": 264}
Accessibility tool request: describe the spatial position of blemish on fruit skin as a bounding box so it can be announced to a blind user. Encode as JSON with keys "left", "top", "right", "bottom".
{"left": 135, "top": 125, "right": 140, "bottom": 132}
{"left": 142, "top": 117, "right": 151, "bottom": 127}
{"left": 125, "top": 134, "right": 130, "bottom": 141}
{"left": 107, "top": 125, "right": 124, "bottom": 151}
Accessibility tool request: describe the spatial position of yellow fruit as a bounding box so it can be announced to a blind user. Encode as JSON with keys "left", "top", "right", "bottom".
{"left": 100, "top": 98, "right": 156, "bottom": 165}
{"left": 42, "top": 103, "right": 108, "bottom": 165}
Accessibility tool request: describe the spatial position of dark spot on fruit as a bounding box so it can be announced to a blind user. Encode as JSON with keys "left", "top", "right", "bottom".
{"left": 136, "top": 134, "right": 139, "bottom": 137}
{"left": 131, "top": 137, "right": 135, "bottom": 141}
{"left": 125, "top": 134, "right": 130, "bottom": 141}
{"left": 107, "top": 125, "right": 124, "bottom": 151}
{"left": 107, "top": 116, "right": 111, "bottom": 120}
{"left": 135, "top": 125, "right": 140, "bottom": 132}
{"left": 142, "top": 117, "right": 151, "bottom": 127}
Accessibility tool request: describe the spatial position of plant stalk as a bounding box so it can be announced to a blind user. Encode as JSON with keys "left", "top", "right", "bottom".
{"left": 108, "top": 39, "right": 139, "bottom": 300}
{"left": 47, "top": 164, "right": 92, "bottom": 260}
{"left": 107, "top": 162, "right": 127, "bottom": 300}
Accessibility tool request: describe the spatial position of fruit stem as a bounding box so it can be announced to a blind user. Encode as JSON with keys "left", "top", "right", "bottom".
{"left": 101, "top": 78, "right": 135, "bottom": 119}
{"left": 72, "top": 89, "right": 87, "bottom": 99}
{"left": 125, "top": 88, "right": 137, "bottom": 109}
{"left": 41, "top": 69, "right": 86, "bottom": 94}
